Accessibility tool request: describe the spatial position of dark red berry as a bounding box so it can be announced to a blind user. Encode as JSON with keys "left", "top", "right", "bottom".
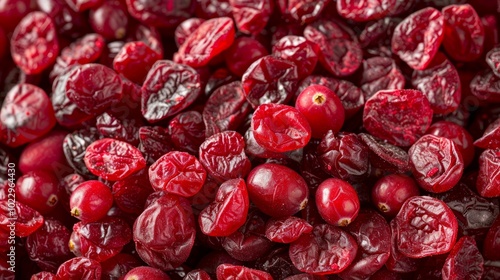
{"left": 441, "top": 236, "right": 484, "bottom": 280}
{"left": 265, "top": 216, "right": 313, "bottom": 243}
{"left": 359, "top": 56, "right": 405, "bottom": 100}
{"left": 272, "top": 35, "right": 319, "bottom": 79}
{"left": 69, "top": 180, "right": 114, "bottom": 223}
{"left": 230, "top": 0, "right": 273, "bottom": 35}
{"left": 174, "top": 18, "right": 205, "bottom": 48}
{"left": 477, "top": 149, "right": 500, "bottom": 197}
{"left": 113, "top": 41, "right": 162, "bottom": 85}
{"left": 371, "top": 174, "right": 420, "bottom": 217}
{"left": 246, "top": 163, "right": 309, "bottom": 218}
{"left": 56, "top": 257, "right": 101, "bottom": 280}
{"left": 224, "top": 37, "right": 269, "bottom": 77}
{"left": 427, "top": 121, "right": 475, "bottom": 167}
{"left": 337, "top": 0, "right": 394, "bottom": 22}
{"left": 125, "top": 0, "right": 192, "bottom": 29}
{"left": 123, "top": 266, "right": 171, "bottom": 280}
{"left": 315, "top": 178, "right": 360, "bottom": 226}
{"left": 89, "top": 0, "right": 129, "bottom": 40}
{"left": 16, "top": 171, "right": 60, "bottom": 215}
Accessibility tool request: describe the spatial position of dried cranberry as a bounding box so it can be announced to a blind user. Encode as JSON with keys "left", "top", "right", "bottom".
{"left": 100, "top": 254, "right": 145, "bottom": 280}
{"left": 96, "top": 112, "right": 142, "bottom": 146}
{"left": 247, "top": 163, "right": 308, "bottom": 218}
{"left": 265, "top": 216, "right": 312, "bottom": 244}
{"left": 289, "top": 224, "right": 358, "bottom": 275}
{"left": 408, "top": 135, "right": 464, "bottom": 193}
{"left": 277, "top": 0, "right": 328, "bottom": 24}
{"left": 359, "top": 133, "right": 410, "bottom": 174}
{"left": 484, "top": 216, "right": 500, "bottom": 261}
{"left": 56, "top": 257, "right": 101, "bottom": 280}
{"left": 63, "top": 127, "right": 101, "bottom": 178}
{"left": 372, "top": 174, "right": 420, "bottom": 217}
{"left": 391, "top": 7, "right": 444, "bottom": 70}
{"left": 476, "top": 149, "right": 500, "bottom": 197}
{"left": 168, "top": 111, "right": 206, "bottom": 155}
{"left": 242, "top": 55, "right": 299, "bottom": 108}
{"left": 230, "top": 0, "right": 273, "bottom": 35}
{"left": 65, "top": 64, "right": 123, "bottom": 116}
{"left": 199, "top": 178, "right": 249, "bottom": 237}
{"left": 251, "top": 103, "right": 311, "bottom": 153}
{"left": 221, "top": 208, "right": 273, "bottom": 262}
{"left": 427, "top": 121, "right": 475, "bottom": 167}
{"left": 359, "top": 56, "right": 405, "bottom": 100}
{"left": 70, "top": 180, "right": 113, "bottom": 223}
{"left": 318, "top": 131, "right": 370, "bottom": 182}
{"left": 174, "top": 17, "right": 235, "bottom": 68}
{"left": 18, "top": 130, "right": 68, "bottom": 175}
{"left": 26, "top": 219, "right": 72, "bottom": 272}
{"left": 123, "top": 266, "right": 171, "bottom": 280}
{"left": 10, "top": 11, "right": 59, "bottom": 74}
{"left": 69, "top": 217, "right": 132, "bottom": 262}
{"left": 89, "top": 0, "right": 129, "bottom": 40}
{"left": 66, "top": 0, "right": 103, "bottom": 11}
{"left": 386, "top": 220, "right": 419, "bottom": 273}
{"left": 195, "top": 0, "right": 231, "bottom": 19}
{"left": 141, "top": 60, "right": 201, "bottom": 123}
{"left": 138, "top": 126, "right": 174, "bottom": 165}
{"left": 133, "top": 194, "right": 196, "bottom": 270}
{"left": 442, "top": 4, "right": 484, "bottom": 62}
{"left": 30, "top": 272, "right": 58, "bottom": 280}
{"left": 113, "top": 41, "right": 162, "bottom": 85}
{"left": 315, "top": 178, "right": 360, "bottom": 226}
{"left": 174, "top": 18, "right": 205, "bottom": 47}
{"left": 112, "top": 169, "right": 153, "bottom": 214}
{"left": 224, "top": 37, "right": 269, "bottom": 77}
{"left": 339, "top": 211, "right": 391, "bottom": 279}
{"left": 470, "top": 70, "right": 500, "bottom": 102}
{"left": 37, "top": 0, "right": 90, "bottom": 39}
{"left": 125, "top": 0, "right": 193, "bottom": 28}
{"left": 0, "top": 0, "right": 33, "bottom": 32}
{"left": 272, "top": 35, "right": 319, "bottom": 79}
{"left": 486, "top": 45, "right": 500, "bottom": 77}
{"left": 296, "top": 75, "right": 365, "bottom": 119}
{"left": 337, "top": 0, "right": 394, "bottom": 22}
{"left": 0, "top": 83, "right": 56, "bottom": 147}
{"left": 84, "top": 138, "right": 146, "bottom": 181}
{"left": 441, "top": 236, "right": 484, "bottom": 280}
{"left": 363, "top": 89, "right": 433, "bottom": 147}
{"left": 149, "top": 151, "right": 206, "bottom": 197}
{"left": 216, "top": 264, "right": 272, "bottom": 279}
{"left": 202, "top": 81, "right": 251, "bottom": 137}
{"left": 199, "top": 131, "right": 251, "bottom": 183}
{"left": 394, "top": 196, "right": 458, "bottom": 258}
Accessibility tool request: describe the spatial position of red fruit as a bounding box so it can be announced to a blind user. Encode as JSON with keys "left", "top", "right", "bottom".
{"left": 252, "top": 103, "right": 311, "bottom": 153}
{"left": 246, "top": 163, "right": 309, "bottom": 218}
{"left": 56, "top": 257, "right": 101, "bottom": 280}
{"left": 84, "top": 138, "right": 146, "bottom": 181}
{"left": 230, "top": 0, "right": 273, "bottom": 35}
{"left": 10, "top": 11, "right": 59, "bottom": 74}
{"left": 125, "top": 0, "right": 192, "bottom": 29}
{"left": 315, "top": 178, "right": 360, "bottom": 226}
{"left": 394, "top": 196, "right": 458, "bottom": 258}
{"left": 427, "top": 121, "right": 475, "bottom": 167}
{"left": 289, "top": 224, "right": 358, "bottom": 275}
{"left": 363, "top": 89, "right": 433, "bottom": 147}
{"left": 442, "top": 4, "right": 484, "bottom": 62}
{"left": 337, "top": 0, "right": 394, "bottom": 22}
{"left": 391, "top": 7, "right": 444, "bottom": 70}
{"left": 0, "top": 84, "right": 56, "bottom": 147}
{"left": 149, "top": 151, "right": 206, "bottom": 197}
{"left": 113, "top": 41, "right": 162, "bottom": 85}
{"left": 123, "top": 266, "right": 171, "bottom": 280}
{"left": 224, "top": 37, "right": 269, "bottom": 77}
{"left": 16, "top": 171, "right": 61, "bottom": 215}
{"left": 408, "top": 135, "right": 464, "bottom": 193}
{"left": 441, "top": 236, "right": 484, "bottom": 280}
{"left": 18, "top": 130, "right": 68, "bottom": 175}
{"left": 265, "top": 216, "right": 313, "bottom": 243}
{"left": 272, "top": 35, "right": 319, "bottom": 79}
{"left": 141, "top": 60, "right": 201, "bottom": 123}
{"left": 216, "top": 264, "right": 273, "bottom": 280}
{"left": 371, "top": 174, "right": 420, "bottom": 217}
{"left": 0, "top": 201, "right": 44, "bottom": 237}
{"left": 174, "top": 17, "right": 235, "bottom": 67}
{"left": 199, "top": 178, "right": 249, "bottom": 236}
{"left": 295, "top": 84, "right": 345, "bottom": 139}
{"left": 89, "top": 0, "right": 129, "bottom": 40}
{"left": 174, "top": 18, "right": 205, "bottom": 47}
{"left": 359, "top": 56, "right": 405, "bottom": 100}
{"left": 477, "top": 149, "right": 500, "bottom": 197}
{"left": 70, "top": 180, "right": 114, "bottom": 223}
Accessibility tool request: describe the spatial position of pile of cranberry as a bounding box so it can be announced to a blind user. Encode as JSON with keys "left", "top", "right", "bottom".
{"left": 1, "top": 0, "right": 500, "bottom": 279}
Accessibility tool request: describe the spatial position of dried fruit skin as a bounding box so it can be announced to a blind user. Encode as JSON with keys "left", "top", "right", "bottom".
{"left": 65, "top": 63, "right": 123, "bottom": 115}
{"left": 265, "top": 216, "right": 313, "bottom": 244}
{"left": 477, "top": 149, "right": 500, "bottom": 197}
{"left": 199, "top": 178, "right": 249, "bottom": 237}
{"left": 242, "top": 55, "right": 299, "bottom": 108}
{"left": 0, "top": 83, "right": 56, "bottom": 147}
{"left": 141, "top": 60, "right": 201, "bottom": 123}
{"left": 149, "top": 151, "right": 206, "bottom": 197}
{"left": 442, "top": 4, "right": 485, "bottom": 62}
{"left": 174, "top": 17, "right": 235, "bottom": 67}
{"left": 84, "top": 138, "right": 146, "bottom": 181}
{"left": 411, "top": 54, "right": 461, "bottom": 115}
{"left": 113, "top": 41, "right": 162, "bottom": 85}
{"left": 408, "top": 135, "right": 464, "bottom": 193}
{"left": 198, "top": 131, "right": 251, "bottom": 183}
{"left": 474, "top": 118, "right": 500, "bottom": 150}
{"left": 10, "top": 11, "right": 59, "bottom": 74}
{"left": 133, "top": 194, "right": 196, "bottom": 271}
{"left": 441, "top": 236, "right": 484, "bottom": 280}
{"left": 359, "top": 56, "right": 405, "bottom": 100}
{"left": 216, "top": 264, "right": 273, "bottom": 280}
{"left": 230, "top": 0, "right": 273, "bottom": 35}
{"left": 246, "top": 163, "right": 309, "bottom": 218}
{"left": 337, "top": 0, "right": 395, "bottom": 22}
{"left": 470, "top": 70, "right": 500, "bottom": 102}
{"left": 395, "top": 196, "right": 458, "bottom": 258}
{"left": 251, "top": 103, "right": 311, "bottom": 153}
{"left": 56, "top": 257, "right": 102, "bottom": 280}
{"left": 289, "top": 224, "right": 358, "bottom": 275}
{"left": 272, "top": 35, "right": 319, "bottom": 79}
{"left": 391, "top": 7, "right": 444, "bottom": 70}
{"left": 125, "top": 0, "right": 193, "bottom": 28}
{"left": 363, "top": 89, "right": 433, "bottom": 147}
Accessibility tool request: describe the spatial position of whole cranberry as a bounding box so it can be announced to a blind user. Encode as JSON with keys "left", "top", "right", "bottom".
{"left": 295, "top": 84, "right": 345, "bottom": 139}
{"left": 371, "top": 174, "right": 420, "bottom": 217}
{"left": 16, "top": 171, "right": 61, "bottom": 215}
{"left": 315, "top": 178, "right": 360, "bottom": 226}
{"left": 70, "top": 180, "right": 114, "bottom": 223}
{"left": 246, "top": 163, "right": 309, "bottom": 218}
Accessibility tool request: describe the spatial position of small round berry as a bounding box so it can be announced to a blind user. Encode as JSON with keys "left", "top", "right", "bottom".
{"left": 315, "top": 178, "right": 360, "bottom": 226}
{"left": 371, "top": 174, "right": 420, "bottom": 217}
{"left": 295, "top": 84, "right": 345, "bottom": 139}
{"left": 70, "top": 180, "right": 113, "bottom": 223}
